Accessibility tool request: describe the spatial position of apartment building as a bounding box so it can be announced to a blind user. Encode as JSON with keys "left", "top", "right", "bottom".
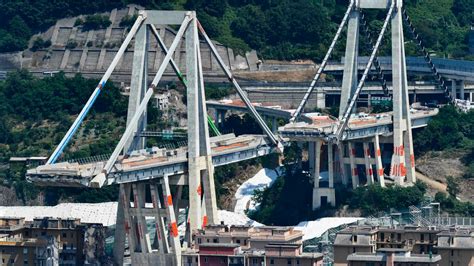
{"left": 333, "top": 225, "right": 474, "bottom": 266}
{"left": 0, "top": 217, "right": 106, "bottom": 265}
{"left": 183, "top": 224, "right": 324, "bottom": 266}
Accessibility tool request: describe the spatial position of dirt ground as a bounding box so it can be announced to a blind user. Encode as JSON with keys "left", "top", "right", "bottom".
{"left": 218, "top": 164, "right": 262, "bottom": 211}
{"left": 416, "top": 150, "right": 474, "bottom": 203}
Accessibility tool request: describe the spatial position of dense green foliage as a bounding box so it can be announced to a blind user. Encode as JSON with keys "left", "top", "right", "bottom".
{"left": 75, "top": 15, "right": 112, "bottom": 31}
{"left": 0, "top": 0, "right": 472, "bottom": 60}
{"left": 248, "top": 143, "right": 314, "bottom": 225}
{"left": 31, "top": 37, "right": 51, "bottom": 52}
{"left": 0, "top": 70, "right": 126, "bottom": 160}
{"left": 0, "top": 70, "right": 128, "bottom": 204}
{"left": 204, "top": 84, "right": 234, "bottom": 100}
{"left": 348, "top": 181, "right": 427, "bottom": 215}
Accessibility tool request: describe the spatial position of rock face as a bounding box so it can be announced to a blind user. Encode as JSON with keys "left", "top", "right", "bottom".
{"left": 0, "top": 5, "right": 260, "bottom": 83}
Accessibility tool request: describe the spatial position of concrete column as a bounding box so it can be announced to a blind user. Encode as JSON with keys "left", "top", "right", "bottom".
{"left": 149, "top": 183, "right": 169, "bottom": 256}
{"left": 272, "top": 117, "right": 278, "bottom": 132}
{"left": 316, "top": 91, "right": 326, "bottom": 109}
{"left": 308, "top": 141, "right": 316, "bottom": 175}
{"left": 363, "top": 142, "right": 374, "bottom": 185}
{"left": 400, "top": 15, "right": 416, "bottom": 185}
{"left": 459, "top": 80, "right": 465, "bottom": 100}
{"left": 219, "top": 110, "right": 226, "bottom": 129}
{"left": 314, "top": 140, "right": 322, "bottom": 188}
{"left": 187, "top": 15, "right": 218, "bottom": 227}
{"left": 470, "top": 92, "right": 473, "bottom": 102}
{"left": 161, "top": 176, "right": 182, "bottom": 265}
{"left": 186, "top": 17, "right": 203, "bottom": 232}
{"left": 328, "top": 144, "right": 334, "bottom": 188}
{"left": 125, "top": 23, "right": 148, "bottom": 154}
{"left": 452, "top": 80, "right": 457, "bottom": 99}
{"left": 348, "top": 142, "right": 359, "bottom": 189}
{"left": 214, "top": 108, "right": 219, "bottom": 125}
{"left": 339, "top": 9, "right": 359, "bottom": 118}
{"left": 296, "top": 141, "right": 304, "bottom": 169}
{"left": 337, "top": 143, "right": 348, "bottom": 186}
{"left": 374, "top": 135, "right": 385, "bottom": 187}
{"left": 132, "top": 183, "right": 151, "bottom": 253}
{"left": 113, "top": 184, "right": 127, "bottom": 265}
{"left": 390, "top": 3, "right": 408, "bottom": 186}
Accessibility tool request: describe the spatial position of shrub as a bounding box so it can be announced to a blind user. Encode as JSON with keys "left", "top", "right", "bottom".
{"left": 82, "top": 15, "right": 111, "bottom": 31}
{"left": 31, "top": 37, "right": 51, "bottom": 51}
{"left": 65, "top": 40, "right": 78, "bottom": 49}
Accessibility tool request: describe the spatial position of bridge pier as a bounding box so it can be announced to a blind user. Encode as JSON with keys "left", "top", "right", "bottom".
{"left": 363, "top": 142, "right": 374, "bottom": 185}
{"left": 374, "top": 135, "right": 385, "bottom": 187}
{"left": 311, "top": 141, "right": 336, "bottom": 210}
{"left": 115, "top": 179, "right": 182, "bottom": 265}
{"left": 451, "top": 79, "right": 466, "bottom": 100}
{"left": 272, "top": 116, "right": 278, "bottom": 133}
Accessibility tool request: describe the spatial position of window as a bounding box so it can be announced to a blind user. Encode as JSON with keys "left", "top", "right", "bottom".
{"left": 236, "top": 239, "right": 241, "bottom": 244}
{"left": 10, "top": 259, "right": 15, "bottom": 264}
{"left": 197, "top": 238, "right": 201, "bottom": 244}
{"left": 41, "top": 231, "right": 46, "bottom": 236}
{"left": 451, "top": 250, "right": 454, "bottom": 256}
{"left": 287, "top": 259, "right": 292, "bottom": 265}
{"left": 353, "top": 235, "right": 358, "bottom": 243}
{"left": 421, "top": 234, "right": 424, "bottom": 242}
{"left": 204, "top": 258, "right": 208, "bottom": 263}
{"left": 353, "top": 247, "right": 356, "bottom": 253}
{"left": 23, "top": 248, "right": 28, "bottom": 254}
{"left": 187, "top": 257, "right": 192, "bottom": 263}
{"left": 24, "top": 259, "right": 28, "bottom": 265}
{"left": 297, "top": 260, "right": 300, "bottom": 265}
{"left": 244, "top": 240, "right": 247, "bottom": 245}
{"left": 206, "top": 239, "right": 210, "bottom": 243}
{"left": 270, "top": 259, "right": 275, "bottom": 265}
{"left": 213, "top": 238, "right": 218, "bottom": 243}
{"left": 380, "top": 233, "right": 384, "bottom": 241}
{"left": 62, "top": 233, "right": 67, "bottom": 238}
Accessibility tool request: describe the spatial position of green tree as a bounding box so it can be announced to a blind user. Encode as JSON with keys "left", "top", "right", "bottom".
{"left": 446, "top": 176, "right": 460, "bottom": 197}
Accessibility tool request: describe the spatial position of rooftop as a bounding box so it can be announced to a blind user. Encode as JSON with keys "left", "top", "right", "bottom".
{"left": 347, "top": 252, "right": 442, "bottom": 263}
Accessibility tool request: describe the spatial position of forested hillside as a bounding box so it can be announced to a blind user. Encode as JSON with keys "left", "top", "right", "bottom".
{"left": 0, "top": 0, "right": 472, "bottom": 60}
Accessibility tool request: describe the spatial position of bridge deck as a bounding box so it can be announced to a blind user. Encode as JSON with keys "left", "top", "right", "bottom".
{"left": 279, "top": 108, "right": 438, "bottom": 141}
{"left": 27, "top": 134, "right": 273, "bottom": 188}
